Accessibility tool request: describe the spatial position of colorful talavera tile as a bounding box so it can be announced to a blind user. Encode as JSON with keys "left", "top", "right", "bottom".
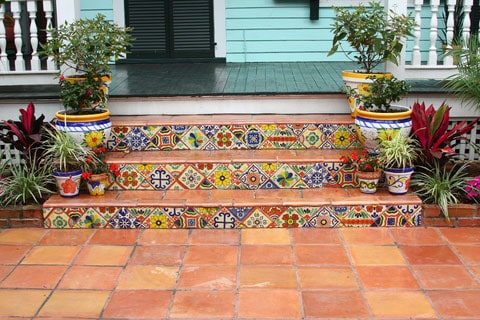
{"left": 177, "top": 165, "right": 205, "bottom": 189}
{"left": 243, "top": 128, "right": 264, "bottom": 149}
{"left": 275, "top": 208, "right": 307, "bottom": 227}
{"left": 239, "top": 165, "right": 268, "bottom": 189}
{"left": 241, "top": 208, "right": 274, "bottom": 228}
{"left": 182, "top": 127, "right": 207, "bottom": 150}
{"left": 272, "top": 164, "right": 299, "bottom": 188}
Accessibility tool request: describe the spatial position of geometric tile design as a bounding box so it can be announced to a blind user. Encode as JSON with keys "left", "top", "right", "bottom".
{"left": 108, "top": 161, "right": 346, "bottom": 190}
{"left": 42, "top": 204, "right": 422, "bottom": 229}
{"left": 108, "top": 123, "right": 361, "bottom": 151}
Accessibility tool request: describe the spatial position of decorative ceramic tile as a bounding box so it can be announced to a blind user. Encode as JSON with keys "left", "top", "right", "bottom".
{"left": 274, "top": 208, "right": 307, "bottom": 227}
{"left": 182, "top": 127, "right": 207, "bottom": 150}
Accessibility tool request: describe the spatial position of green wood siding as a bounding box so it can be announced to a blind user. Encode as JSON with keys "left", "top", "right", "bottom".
{"left": 80, "top": 0, "right": 114, "bottom": 20}
{"left": 226, "top": 0, "right": 332, "bottom": 62}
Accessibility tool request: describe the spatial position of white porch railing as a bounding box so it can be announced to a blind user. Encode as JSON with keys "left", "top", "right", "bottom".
{"left": 389, "top": 0, "right": 474, "bottom": 80}
{"left": 0, "top": 0, "right": 58, "bottom": 85}
{"left": 0, "top": 0, "right": 474, "bottom": 85}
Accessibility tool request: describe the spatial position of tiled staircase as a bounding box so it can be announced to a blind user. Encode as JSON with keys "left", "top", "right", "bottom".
{"left": 42, "top": 113, "right": 423, "bottom": 229}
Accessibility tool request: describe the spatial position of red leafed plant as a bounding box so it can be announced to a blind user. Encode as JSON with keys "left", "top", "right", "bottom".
{"left": 340, "top": 149, "right": 380, "bottom": 172}
{"left": 411, "top": 101, "right": 479, "bottom": 164}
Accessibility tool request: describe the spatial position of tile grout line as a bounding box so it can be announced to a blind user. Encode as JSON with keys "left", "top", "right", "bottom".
{"left": 289, "top": 228, "right": 306, "bottom": 320}
{"left": 234, "top": 228, "right": 242, "bottom": 319}
{"left": 338, "top": 229, "right": 375, "bottom": 320}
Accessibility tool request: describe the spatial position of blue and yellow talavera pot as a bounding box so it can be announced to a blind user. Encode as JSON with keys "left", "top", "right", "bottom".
{"left": 354, "top": 106, "right": 412, "bottom": 154}
{"left": 55, "top": 109, "right": 112, "bottom": 150}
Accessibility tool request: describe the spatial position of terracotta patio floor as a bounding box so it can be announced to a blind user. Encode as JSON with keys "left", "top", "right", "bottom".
{"left": 0, "top": 227, "right": 480, "bottom": 319}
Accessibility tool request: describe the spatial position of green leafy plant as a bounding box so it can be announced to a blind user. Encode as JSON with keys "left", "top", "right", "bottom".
{"left": 44, "top": 126, "right": 89, "bottom": 172}
{"left": 0, "top": 154, "right": 54, "bottom": 206}
{"left": 41, "top": 14, "right": 132, "bottom": 77}
{"left": 443, "top": 34, "right": 480, "bottom": 110}
{"left": 411, "top": 161, "right": 470, "bottom": 221}
{"left": 378, "top": 133, "right": 418, "bottom": 168}
{"left": 357, "top": 75, "right": 411, "bottom": 112}
{"left": 59, "top": 74, "right": 107, "bottom": 112}
{"left": 411, "top": 101, "right": 479, "bottom": 164}
{"left": 329, "top": 1, "right": 416, "bottom": 73}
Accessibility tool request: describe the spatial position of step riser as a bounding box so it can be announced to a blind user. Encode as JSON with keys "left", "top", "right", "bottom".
{"left": 108, "top": 121, "right": 360, "bottom": 151}
{"left": 42, "top": 203, "right": 422, "bottom": 229}
{"left": 110, "top": 162, "right": 354, "bottom": 190}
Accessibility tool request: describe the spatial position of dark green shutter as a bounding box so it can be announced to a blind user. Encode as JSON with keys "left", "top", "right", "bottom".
{"left": 125, "top": 0, "right": 214, "bottom": 60}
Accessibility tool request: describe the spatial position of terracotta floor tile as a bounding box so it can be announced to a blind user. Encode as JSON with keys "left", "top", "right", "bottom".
{"left": 40, "top": 229, "right": 93, "bottom": 245}
{"left": 130, "top": 245, "right": 185, "bottom": 265}
{"left": 341, "top": 228, "right": 395, "bottom": 245}
{"left": 0, "top": 229, "right": 46, "bottom": 244}
{"left": 58, "top": 266, "right": 122, "bottom": 290}
{"left": 0, "top": 289, "right": 49, "bottom": 317}
{"left": 440, "top": 228, "right": 480, "bottom": 244}
{"left": 469, "top": 265, "right": 480, "bottom": 281}
{"left": 348, "top": 245, "right": 407, "bottom": 266}
{"left": 295, "top": 244, "right": 350, "bottom": 265}
{"left": 139, "top": 229, "right": 189, "bottom": 245}
{"left": 303, "top": 290, "right": 369, "bottom": 318}
{"left": 389, "top": 228, "right": 446, "bottom": 245}
{"left": 117, "top": 265, "right": 179, "bottom": 289}
{"left": 240, "top": 266, "right": 297, "bottom": 289}
{"left": 291, "top": 228, "right": 342, "bottom": 244}
{"left": 0, "top": 266, "right": 12, "bottom": 282}
{"left": 21, "top": 246, "right": 80, "bottom": 265}
{"left": 190, "top": 229, "right": 240, "bottom": 245}
{"left": 177, "top": 265, "right": 236, "bottom": 290}
{"left": 428, "top": 290, "right": 480, "bottom": 318}
{"left": 401, "top": 245, "right": 462, "bottom": 265}
{"left": 454, "top": 245, "right": 480, "bottom": 265}
{"left": 356, "top": 266, "right": 419, "bottom": 289}
{"left": 365, "top": 291, "right": 436, "bottom": 318}
{"left": 241, "top": 245, "right": 294, "bottom": 265}
{"left": 413, "top": 265, "right": 479, "bottom": 289}
{"left": 0, "top": 265, "right": 66, "bottom": 289}
{"left": 103, "top": 290, "right": 172, "bottom": 319}
{"left": 170, "top": 291, "right": 235, "bottom": 319}
{"left": 241, "top": 228, "right": 290, "bottom": 244}
{"left": 74, "top": 245, "right": 132, "bottom": 266}
{"left": 38, "top": 290, "right": 110, "bottom": 318}
{"left": 88, "top": 229, "right": 141, "bottom": 245}
{"left": 298, "top": 266, "right": 358, "bottom": 289}
{"left": 238, "top": 289, "right": 301, "bottom": 319}
{"left": 184, "top": 245, "right": 238, "bottom": 265}
{"left": 0, "top": 245, "right": 30, "bottom": 264}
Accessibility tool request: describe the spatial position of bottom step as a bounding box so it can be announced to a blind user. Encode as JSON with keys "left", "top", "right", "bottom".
{"left": 42, "top": 189, "right": 423, "bottom": 228}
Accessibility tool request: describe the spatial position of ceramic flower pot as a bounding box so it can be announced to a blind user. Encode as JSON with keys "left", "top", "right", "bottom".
{"left": 384, "top": 167, "right": 414, "bottom": 195}
{"left": 355, "top": 105, "right": 412, "bottom": 154}
{"left": 86, "top": 173, "right": 109, "bottom": 196}
{"left": 356, "top": 170, "right": 382, "bottom": 193}
{"left": 53, "top": 169, "right": 82, "bottom": 197}
{"left": 341, "top": 71, "right": 392, "bottom": 117}
{"left": 55, "top": 109, "right": 112, "bottom": 150}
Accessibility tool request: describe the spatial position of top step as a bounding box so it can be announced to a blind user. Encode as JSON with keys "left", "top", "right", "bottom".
{"left": 108, "top": 114, "right": 361, "bottom": 152}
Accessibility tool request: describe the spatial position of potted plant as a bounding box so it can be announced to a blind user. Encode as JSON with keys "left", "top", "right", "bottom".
{"left": 378, "top": 133, "right": 418, "bottom": 194}
{"left": 354, "top": 75, "right": 413, "bottom": 153}
{"left": 340, "top": 148, "right": 382, "bottom": 193}
{"left": 81, "top": 145, "right": 120, "bottom": 196}
{"left": 44, "top": 126, "right": 90, "bottom": 197}
{"left": 328, "top": 1, "right": 415, "bottom": 117}
{"left": 41, "top": 14, "right": 132, "bottom": 148}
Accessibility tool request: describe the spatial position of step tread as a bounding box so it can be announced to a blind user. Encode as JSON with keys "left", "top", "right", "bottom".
{"left": 110, "top": 114, "right": 355, "bottom": 126}
{"left": 43, "top": 188, "right": 422, "bottom": 208}
{"left": 107, "top": 149, "right": 353, "bottom": 164}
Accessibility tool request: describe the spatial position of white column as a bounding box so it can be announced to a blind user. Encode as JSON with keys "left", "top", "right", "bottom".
{"left": 412, "top": 0, "right": 423, "bottom": 66}
{"left": 0, "top": 2, "right": 8, "bottom": 72}
{"left": 11, "top": 0, "right": 25, "bottom": 71}
{"left": 43, "top": 0, "right": 56, "bottom": 71}
{"left": 428, "top": 0, "right": 440, "bottom": 66}
{"left": 385, "top": 0, "right": 408, "bottom": 79}
{"left": 27, "top": 0, "right": 40, "bottom": 70}
{"left": 55, "top": 0, "right": 80, "bottom": 25}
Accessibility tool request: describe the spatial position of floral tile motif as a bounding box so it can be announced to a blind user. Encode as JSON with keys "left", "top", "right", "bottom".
{"left": 43, "top": 204, "right": 422, "bottom": 229}
{"left": 109, "top": 122, "right": 359, "bottom": 151}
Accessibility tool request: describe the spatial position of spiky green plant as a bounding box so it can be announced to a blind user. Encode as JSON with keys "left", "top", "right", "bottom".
{"left": 0, "top": 155, "right": 54, "bottom": 206}
{"left": 444, "top": 34, "right": 480, "bottom": 110}
{"left": 411, "top": 161, "right": 470, "bottom": 221}
{"left": 378, "top": 133, "right": 418, "bottom": 168}
{"left": 44, "top": 126, "right": 88, "bottom": 172}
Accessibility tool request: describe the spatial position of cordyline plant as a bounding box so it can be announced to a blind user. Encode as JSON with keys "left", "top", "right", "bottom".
{"left": 411, "top": 101, "right": 479, "bottom": 164}
{"left": 0, "top": 103, "right": 46, "bottom": 165}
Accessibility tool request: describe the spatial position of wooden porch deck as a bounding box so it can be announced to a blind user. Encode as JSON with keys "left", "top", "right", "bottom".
{"left": 0, "top": 62, "right": 443, "bottom": 100}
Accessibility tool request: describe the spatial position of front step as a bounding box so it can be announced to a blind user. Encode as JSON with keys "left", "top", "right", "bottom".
{"left": 42, "top": 114, "right": 424, "bottom": 228}
{"left": 43, "top": 189, "right": 422, "bottom": 228}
